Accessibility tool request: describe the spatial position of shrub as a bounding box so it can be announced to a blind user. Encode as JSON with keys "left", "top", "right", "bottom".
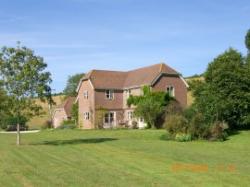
{"left": 188, "top": 113, "right": 210, "bottom": 139}
{"left": 160, "top": 131, "right": 172, "bottom": 140}
{"left": 132, "top": 121, "right": 138, "bottom": 129}
{"left": 209, "top": 121, "right": 229, "bottom": 141}
{"left": 175, "top": 133, "right": 192, "bottom": 142}
{"left": 165, "top": 100, "right": 183, "bottom": 115}
{"left": 164, "top": 114, "right": 188, "bottom": 135}
{"left": 183, "top": 106, "right": 197, "bottom": 122}
{"left": 2, "top": 116, "right": 28, "bottom": 131}
{"left": 59, "top": 120, "right": 76, "bottom": 129}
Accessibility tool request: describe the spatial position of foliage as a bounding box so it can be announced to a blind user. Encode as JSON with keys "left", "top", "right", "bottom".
{"left": 165, "top": 108, "right": 228, "bottom": 141}
{"left": 0, "top": 43, "right": 53, "bottom": 144}
{"left": 164, "top": 114, "right": 188, "bottom": 135}
{"left": 0, "top": 88, "right": 10, "bottom": 129}
{"left": 94, "top": 107, "right": 107, "bottom": 129}
{"left": 127, "top": 86, "right": 171, "bottom": 128}
{"left": 209, "top": 121, "right": 229, "bottom": 141}
{"left": 71, "top": 102, "right": 78, "bottom": 125}
{"left": 165, "top": 100, "right": 183, "bottom": 115}
{"left": 188, "top": 112, "right": 210, "bottom": 139}
{"left": 131, "top": 121, "right": 138, "bottom": 129}
{"left": 191, "top": 48, "right": 250, "bottom": 128}
{"left": 245, "top": 29, "right": 250, "bottom": 52}
{"left": 63, "top": 73, "right": 85, "bottom": 96}
{"left": 175, "top": 133, "right": 192, "bottom": 142}
{"left": 1, "top": 116, "right": 28, "bottom": 131}
{"left": 246, "top": 29, "right": 250, "bottom": 67}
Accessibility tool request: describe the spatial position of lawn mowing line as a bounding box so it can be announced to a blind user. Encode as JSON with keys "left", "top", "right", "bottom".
{"left": 9, "top": 145, "right": 85, "bottom": 186}
{"left": 59, "top": 145, "right": 151, "bottom": 186}
{"left": 8, "top": 148, "right": 55, "bottom": 186}
{"left": 29, "top": 145, "right": 97, "bottom": 186}
{"left": 86, "top": 144, "right": 166, "bottom": 183}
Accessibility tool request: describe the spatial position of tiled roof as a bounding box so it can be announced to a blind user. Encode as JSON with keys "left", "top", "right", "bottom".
{"left": 56, "top": 97, "right": 76, "bottom": 117}
{"left": 80, "top": 63, "right": 179, "bottom": 90}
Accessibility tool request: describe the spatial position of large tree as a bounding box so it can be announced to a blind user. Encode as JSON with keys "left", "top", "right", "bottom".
{"left": 63, "top": 73, "right": 84, "bottom": 96}
{"left": 191, "top": 48, "right": 250, "bottom": 129}
{"left": 245, "top": 29, "right": 250, "bottom": 65}
{"left": 0, "top": 87, "right": 10, "bottom": 129}
{"left": 0, "top": 43, "right": 54, "bottom": 145}
{"left": 127, "top": 86, "right": 171, "bottom": 128}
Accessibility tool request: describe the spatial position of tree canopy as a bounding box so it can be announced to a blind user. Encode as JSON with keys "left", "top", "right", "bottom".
{"left": 0, "top": 43, "right": 53, "bottom": 144}
{"left": 63, "top": 73, "right": 85, "bottom": 96}
{"left": 191, "top": 48, "right": 250, "bottom": 128}
{"left": 245, "top": 29, "right": 250, "bottom": 65}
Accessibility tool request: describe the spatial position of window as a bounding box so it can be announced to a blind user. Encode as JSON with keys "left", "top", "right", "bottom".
{"left": 83, "top": 112, "right": 90, "bottom": 120}
{"left": 128, "top": 111, "right": 133, "bottom": 120}
{"left": 105, "top": 90, "right": 114, "bottom": 100}
{"left": 104, "top": 112, "right": 114, "bottom": 124}
{"left": 83, "top": 90, "right": 88, "bottom": 99}
{"left": 166, "top": 86, "right": 175, "bottom": 97}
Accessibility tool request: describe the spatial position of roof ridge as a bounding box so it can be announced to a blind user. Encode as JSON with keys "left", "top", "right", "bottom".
{"left": 91, "top": 69, "right": 126, "bottom": 73}
{"left": 127, "top": 63, "right": 162, "bottom": 73}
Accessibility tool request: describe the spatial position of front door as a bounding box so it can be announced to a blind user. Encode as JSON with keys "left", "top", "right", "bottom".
{"left": 104, "top": 112, "right": 115, "bottom": 128}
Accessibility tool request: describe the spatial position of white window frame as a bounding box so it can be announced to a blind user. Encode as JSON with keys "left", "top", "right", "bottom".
{"left": 83, "top": 112, "right": 90, "bottom": 120}
{"left": 104, "top": 112, "right": 115, "bottom": 124}
{"left": 128, "top": 111, "right": 133, "bottom": 120}
{"left": 83, "top": 90, "right": 88, "bottom": 99}
{"left": 166, "top": 85, "right": 175, "bottom": 97}
{"left": 105, "top": 90, "right": 114, "bottom": 100}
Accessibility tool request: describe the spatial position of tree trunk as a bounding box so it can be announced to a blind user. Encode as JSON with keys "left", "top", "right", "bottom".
{"left": 16, "top": 123, "right": 20, "bottom": 145}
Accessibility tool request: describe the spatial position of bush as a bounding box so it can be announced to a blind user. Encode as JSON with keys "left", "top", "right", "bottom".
{"left": 209, "top": 121, "right": 229, "bottom": 141}
{"left": 164, "top": 108, "right": 229, "bottom": 141}
{"left": 2, "top": 116, "right": 28, "bottom": 131}
{"left": 59, "top": 120, "right": 76, "bottom": 129}
{"left": 132, "top": 121, "right": 138, "bottom": 129}
{"left": 164, "top": 114, "right": 188, "bottom": 135}
{"left": 175, "top": 133, "right": 192, "bottom": 142}
{"left": 165, "top": 100, "right": 183, "bottom": 115}
{"left": 188, "top": 113, "right": 210, "bottom": 139}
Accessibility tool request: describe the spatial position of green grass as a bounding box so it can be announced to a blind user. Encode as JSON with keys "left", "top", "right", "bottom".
{"left": 0, "top": 129, "right": 249, "bottom": 187}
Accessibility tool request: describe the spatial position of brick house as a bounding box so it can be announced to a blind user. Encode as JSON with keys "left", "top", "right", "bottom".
{"left": 76, "top": 63, "right": 188, "bottom": 129}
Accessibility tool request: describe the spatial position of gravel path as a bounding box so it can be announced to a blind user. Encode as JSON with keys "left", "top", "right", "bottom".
{"left": 0, "top": 130, "right": 40, "bottom": 134}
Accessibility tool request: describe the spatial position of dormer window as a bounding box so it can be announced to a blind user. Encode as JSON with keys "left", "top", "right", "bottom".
{"left": 166, "top": 86, "right": 175, "bottom": 97}
{"left": 105, "top": 90, "right": 114, "bottom": 100}
{"left": 83, "top": 90, "right": 88, "bottom": 99}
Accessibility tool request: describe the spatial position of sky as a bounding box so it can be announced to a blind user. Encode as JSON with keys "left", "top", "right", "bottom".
{"left": 0, "top": 0, "right": 249, "bottom": 93}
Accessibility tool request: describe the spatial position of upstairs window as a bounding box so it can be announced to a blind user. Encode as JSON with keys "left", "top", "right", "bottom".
{"left": 83, "top": 112, "right": 90, "bottom": 120}
{"left": 166, "top": 86, "right": 175, "bottom": 97}
{"left": 105, "top": 90, "right": 114, "bottom": 100}
{"left": 83, "top": 90, "right": 88, "bottom": 99}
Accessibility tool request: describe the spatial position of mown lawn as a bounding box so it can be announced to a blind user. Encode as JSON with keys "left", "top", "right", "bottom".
{"left": 0, "top": 129, "right": 249, "bottom": 187}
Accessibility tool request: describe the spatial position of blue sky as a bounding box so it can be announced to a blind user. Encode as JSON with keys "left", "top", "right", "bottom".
{"left": 0, "top": 0, "right": 249, "bottom": 93}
